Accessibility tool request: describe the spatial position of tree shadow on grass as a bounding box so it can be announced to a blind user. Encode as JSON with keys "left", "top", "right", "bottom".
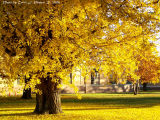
{"left": 63, "top": 105, "right": 150, "bottom": 111}
{"left": 0, "top": 102, "right": 158, "bottom": 117}
{"left": 1, "top": 94, "right": 160, "bottom": 117}
{"left": 138, "top": 92, "right": 160, "bottom": 94}
{"left": 62, "top": 97, "right": 160, "bottom": 108}
{"left": 0, "top": 109, "right": 34, "bottom": 111}
{"left": 0, "top": 112, "right": 35, "bottom": 117}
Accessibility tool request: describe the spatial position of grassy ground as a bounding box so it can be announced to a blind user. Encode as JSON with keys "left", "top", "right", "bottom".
{"left": 1, "top": 92, "right": 160, "bottom": 120}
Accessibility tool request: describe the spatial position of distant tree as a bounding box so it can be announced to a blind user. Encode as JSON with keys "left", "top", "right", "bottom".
{"left": 21, "top": 75, "right": 32, "bottom": 99}
{"left": 127, "top": 41, "right": 160, "bottom": 94}
{"left": 136, "top": 41, "right": 160, "bottom": 92}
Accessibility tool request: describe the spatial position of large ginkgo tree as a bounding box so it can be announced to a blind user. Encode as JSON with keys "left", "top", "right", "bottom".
{"left": 0, "top": 0, "right": 160, "bottom": 114}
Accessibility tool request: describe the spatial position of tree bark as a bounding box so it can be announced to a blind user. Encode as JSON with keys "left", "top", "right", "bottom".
{"left": 21, "top": 76, "right": 32, "bottom": 99}
{"left": 133, "top": 80, "right": 139, "bottom": 95}
{"left": 21, "top": 88, "right": 32, "bottom": 99}
{"left": 143, "top": 83, "right": 147, "bottom": 91}
{"left": 48, "top": 90, "right": 62, "bottom": 114}
{"left": 84, "top": 77, "right": 87, "bottom": 93}
{"left": 34, "top": 77, "right": 62, "bottom": 114}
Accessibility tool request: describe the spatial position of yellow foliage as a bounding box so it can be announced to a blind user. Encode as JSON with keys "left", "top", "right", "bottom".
{"left": 0, "top": 0, "right": 160, "bottom": 93}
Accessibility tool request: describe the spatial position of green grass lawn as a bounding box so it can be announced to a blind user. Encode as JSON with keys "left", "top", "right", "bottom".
{"left": 1, "top": 92, "right": 160, "bottom": 120}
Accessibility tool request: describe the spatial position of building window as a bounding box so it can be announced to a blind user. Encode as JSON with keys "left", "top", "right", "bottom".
{"left": 70, "top": 73, "right": 72, "bottom": 84}
{"left": 91, "top": 69, "right": 100, "bottom": 85}
{"left": 126, "top": 80, "right": 132, "bottom": 84}
{"left": 91, "top": 72, "right": 94, "bottom": 84}
{"left": 109, "top": 73, "right": 117, "bottom": 84}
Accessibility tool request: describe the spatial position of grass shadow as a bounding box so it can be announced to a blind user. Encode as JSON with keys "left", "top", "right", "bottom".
{"left": 1, "top": 93, "right": 160, "bottom": 117}
{"left": 0, "top": 112, "right": 35, "bottom": 117}
{"left": 62, "top": 96, "right": 160, "bottom": 108}
{"left": 0, "top": 109, "right": 34, "bottom": 111}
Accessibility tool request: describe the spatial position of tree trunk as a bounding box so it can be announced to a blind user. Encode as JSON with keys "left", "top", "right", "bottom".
{"left": 21, "top": 76, "right": 32, "bottom": 99}
{"left": 133, "top": 80, "right": 139, "bottom": 95}
{"left": 143, "top": 83, "right": 147, "bottom": 91}
{"left": 21, "top": 88, "right": 32, "bottom": 99}
{"left": 34, "top": 77, "right": 62, "bottom": 114}
{"left": 84, "top": 77, "right": 87, "bottom": 93}
{"left": 48, "top": 90, "right": 62, "bottom": 114}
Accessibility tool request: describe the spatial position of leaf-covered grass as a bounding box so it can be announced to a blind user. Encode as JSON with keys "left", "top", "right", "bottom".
{"left": 1, "top": 91, "right": 160, "bottom": 120}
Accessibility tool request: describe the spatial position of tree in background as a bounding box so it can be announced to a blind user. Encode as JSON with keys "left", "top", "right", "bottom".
{"left": 136, "top": 41, "right": 160, "bottom": 91}
{"left": 0, "top": 0, "right": 160, "bottom": 114}
{"left": 127, "top": 40, "right": 160, "bottom": 94}
{"left": 21, "top": 75, "right": 32, "bottom": 99}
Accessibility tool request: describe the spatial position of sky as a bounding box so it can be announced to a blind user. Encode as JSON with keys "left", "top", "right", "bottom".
{"left": 154, "top": 33, "right": 160, "bottom": 56}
